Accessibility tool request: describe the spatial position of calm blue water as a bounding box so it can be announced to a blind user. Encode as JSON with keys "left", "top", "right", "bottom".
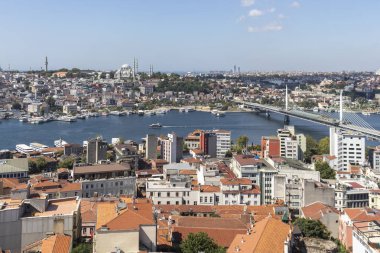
{"left": 0, "top": 111, "right": 379, "bottom": 149}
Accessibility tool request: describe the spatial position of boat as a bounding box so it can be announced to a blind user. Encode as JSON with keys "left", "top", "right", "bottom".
{"left": 54, "top": 139, "right": 68, "bottom": 147}
{"left": 312, "top": 107, "right": 319, "bottom": 113}
{"left": 216, "top": 112, "right": 225, "bottom": 117}
{"left": 76, "top": 114, "right": 86, "bottom": 119}
{"left": 185, "top": 107, "right": 194, "bottom": 113}
{"left": 178, "top": 108, "right": 186, "bottom": 113}
{"left": 101, "top": 111, "right": 109, "bottom": 116}
{"left": 362, "top": 111, "right": 371, "bottom": 116}
{"left": 145, "top": 111, "right": 155, "bottom": 116}
{"left": 58, "top": 116, "right": 77, "bottom": 122}
{"left": 155, "top": 109, "right": 167, "bottom": 115}
{"left": 149, "top": 123, "right": 162, "bottom": 128}
{"left": 138, "top": 110, "right": 145, "bottom": 116}
{"left": 19, "top": 117, "right": 28, "bottom": 122}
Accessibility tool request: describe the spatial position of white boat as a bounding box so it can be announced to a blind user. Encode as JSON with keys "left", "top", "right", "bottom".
{"left": 138, "top": 110, "right": 145, "bottom": 116}
{"left": 149, "top": 123, "right": 162, "bottom": 128}
{"left": 110, "top": 111, "right": 125, "bottom": 116}
{"left": 54, "top": 139, "right": 68, "bottom": 147}
{"left": 29, "top": 117, "right": 44, "bottom": 124}
{"left": 179, "top": 107, "right": 186, "bottom": 112}
{"left": 16, "top": 144, "right": 34, "bottom": 154}
{"left": 185, "top": 107, "right": 194, "bottom": 112}
{"left": 101, "top": 111, "right": 109, "bottom": 116}
{"left": 155, "top": 109, "right": 167, "bottom": 115}
{"left": 216, "top": 112, "right": 225, "bottom": 117}
{"left": 312, "top": 107, "right": 319, "bottom": 113}
{"left": 76, "top": 114, "right": 86, "bottom": 119}
{"left": 362, "top": 111, "right": 371, "bottom": 116}
{"left": 145, "top": 111, "right": 155, "bottom": 116}
{"left": 58, "top": 116, "right": 77, "bottom": 122}
{"left": 19, "top": 117, "right": 28, "bottom": 122}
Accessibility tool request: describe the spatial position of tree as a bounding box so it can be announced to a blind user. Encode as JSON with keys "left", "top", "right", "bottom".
{"left": 294, "top": 218, "right": 331, "bottom": 239}
{"left": 58, "top": 156, "right": 75, "bottom": 169}
{"left": 318, "top": 137, "right": 330, "bottom": 154}
{"left": 304, "top": 135, "right": 318, "bottom": 163}
{"left": 315, "top": 161, "right": 336, "bottom": 179}
{"left": 72, "top": 243, "right": 92, "bottom": 253}
{"left": 236, "top": 135, "right": 249, "bottom": 149}
{"left": 180, "top": 232, "right": 226, "bottom": 253}
{"left": 12, "top": 102, "right": 22, "bottom": 110}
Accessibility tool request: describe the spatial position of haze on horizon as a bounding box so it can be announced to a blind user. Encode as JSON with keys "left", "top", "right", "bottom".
{"left": 1, "top": 0, "right": 380, "bottom": 73}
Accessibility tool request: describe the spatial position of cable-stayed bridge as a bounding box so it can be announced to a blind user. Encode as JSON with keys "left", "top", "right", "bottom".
{"left": 234, "top": 89, "right": 380, "bottom": 141}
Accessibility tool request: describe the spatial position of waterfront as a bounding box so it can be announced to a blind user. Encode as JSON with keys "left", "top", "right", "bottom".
{"left": 1, "top": 110, "right": 380, "bottom": 150}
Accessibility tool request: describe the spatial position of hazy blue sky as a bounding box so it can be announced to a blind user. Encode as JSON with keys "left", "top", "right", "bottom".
{"left": 1, "top": 0, "right": 380, "bottom": 72}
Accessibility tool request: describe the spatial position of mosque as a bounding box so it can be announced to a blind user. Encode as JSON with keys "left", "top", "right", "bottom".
{"left": 114, "top": 64, "right": 134, "bottom": 79}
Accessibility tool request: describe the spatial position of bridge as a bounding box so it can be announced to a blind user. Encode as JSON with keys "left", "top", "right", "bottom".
{"left": 234, "top": 87, "right": 380, "bottom": 141}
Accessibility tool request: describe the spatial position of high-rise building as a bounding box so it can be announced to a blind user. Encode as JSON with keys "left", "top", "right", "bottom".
{"left": 261, "top": 136, "right": 280, "bottom": 158}
{"left": 369, "top": 146, "right": 380, "bottom": 173}
{"left": 277, "top": 126, "right": 294, "bottom": 157}
{"left": 276, "top": 126, "right": 305, "bottom": 160}
{"left": 145, "top": 134, "right": 157, "bottom": 160}
{"left": 213, "top": 130, "right": 231, "bottom": 158}
{"left": 200, "top": 132, "right": 217, "bottom": 158}
{"left": 161, "top": 133, "right": 183, "bottom": 163}
{"left": 86, "top": 137, "right": 108, "bottom": 164}
{"left": 329, "top": 127, "right": 365, "bottom": 171}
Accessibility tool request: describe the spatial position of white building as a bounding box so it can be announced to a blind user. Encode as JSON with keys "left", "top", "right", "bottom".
{"left": 220, "top": 178, "right": 261, "bottom": 206}
{"left": 330, "top": 127, "right": 366, "bottom": 171}
{"left": 371, "top": 146, "right": 380, "bottom": 173}
{"left": 161, "top": 133, "right": 183, "bottom": 163}
{"left": 284, "top": 137, "right": 299, "bottom": 160}
{"left": 277, "top": 126, "right": 305, "bottom": 160}
{"left": 213, "top": 130, "right": 231, "bottom": 158}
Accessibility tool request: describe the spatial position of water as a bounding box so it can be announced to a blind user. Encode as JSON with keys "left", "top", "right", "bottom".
{"left": 0, "top": 111, "right": 379, "bottom": 149}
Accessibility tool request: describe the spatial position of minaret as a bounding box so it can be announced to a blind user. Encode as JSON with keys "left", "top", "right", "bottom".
{"left": 339, "top": 90, "right": 343, "bottom": 124}
{"left": 45, "top": 56, "right": 48, "bottom": 72}
{"left": 285, "top": 85, "right": 288, "bottom": 111}
{"left": 136, "top": 58, "right": 139, "bottom": 74}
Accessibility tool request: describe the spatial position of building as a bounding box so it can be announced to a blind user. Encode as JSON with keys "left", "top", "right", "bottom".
{"left": 81, "top": 177, "right": 136, "bottom": 198}
{"left": 86, "top": 137, "right": 108, "bottom": 164}
{"left": 301, "top": 201, "right": 340, "bottom": 238}
{"left": 146, "top": 176, "right": 191, "bottom": 205}
{"left": 160, "top": 132, "right": 183, "bottom": 163}
{"left": 72, "top": 163, "right": 130, "bottom": 180}
{"left": 94, "top": 199, "right": 157, "bottom": 253}
{"left": 145, "top": 134, "right": 157, "bottom": 160}
{"left": 277, "top": 126, "right": 306, "bottom": 160}
{"left": 230, "top": 155, "right": 263, "bottom": 184}
{"left": 369, "top": 145, "right": 380, "bottom": 173}
{"left": 0, "top": 197, "right": 80, "bottom": 253}
{"left": 199, "top": 131, "right": 217, "bottom": 158}
{"left": 62, "top": 104, "right": 77, "bottom": 115}
{"left": 339, "top": 208, "right": 380, "bottom": 251}
{"left": 261, "top": 136, "right": 280, "bottom": 158}
{"left": 352, "top": 221, "right": 380, "bottom": 253}
{"left": 64, "top": 144, "right": 83, "bottom": 156}
{"left": 0, "top": 158, "right": 29, "bottom": 179}
{"left": 214, "top": 130, "right": 231, "bottom": 158}
{"left": 220, "top": 178, "right": 261, "bottom": 206}
{"left": 330, "top": 127, "right": 366, "bottom": 171}
{"left": 277, "top": 126, "right": 294, "bottom": 157}
{"left": 114, "top": 143, "right": 139, "bottom": 169}
{"left": 335, "top": 181, "right": 369, "bottom": 211}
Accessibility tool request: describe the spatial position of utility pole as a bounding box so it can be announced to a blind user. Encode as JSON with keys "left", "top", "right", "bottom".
{"left": 45, "top": 56, "right": 48, "bottom": 72}
{"left": 339, "top": 90, "right": 343, "bottom": 124}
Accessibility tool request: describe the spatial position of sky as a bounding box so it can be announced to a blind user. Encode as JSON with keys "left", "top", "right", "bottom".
{"left": 1, "top": 0, "right": 380, "bottom": 72}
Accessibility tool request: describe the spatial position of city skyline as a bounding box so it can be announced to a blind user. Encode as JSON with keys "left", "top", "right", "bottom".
{"left": 1, "top": 0, "right": 380, "bottom": 72}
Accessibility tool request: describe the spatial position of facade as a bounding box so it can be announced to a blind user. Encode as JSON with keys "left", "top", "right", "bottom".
{"left": 145, "top": 134, "right": 157, "bottom": 160}
{"left": 160, "top": 132, "right": 183, "bottom": 163}
{"left": 0, "top": 158, "right": 29, "bottom": 179}
{"left": 369, "top": 145, "right": 380, "bottom": 173}
{"left": 72, "top": 163, "right": 130, "bottom": 180}
{"left": 80, "top": 177, "right": 136, "bottom": 198}
{"left": 220, "top": 178, "right": 261, "bottom": 206}
{"left": 335, "top": 181, "right": 370, "bottom": 211}
{"left": 261, "top": 136, "right": 280, "bottom": 158}
{"left": 330, "top": 127, "right": 366, "bottom": 171}
{"left": 214, "top": 130, "right": 231, "bottom": 158}
{"left": 277, "top": 126, "right": 294, "bottom": 157}
{"left": 277, "top": 126, "right": 305, "bottom": 160}
{"left": 86, "top": 138, "right": 108, "bottom": 164}
{"left": 230, "top": 155, "right": 262, "bottom": 184}
{"left": 200, "top": 131, "right": 217, "bottom": 158}
{"left": 146, "top": 176, "right": 191, "bottom": 205}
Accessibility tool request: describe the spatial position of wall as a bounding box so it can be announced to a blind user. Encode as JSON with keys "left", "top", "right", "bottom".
{"left": 95, "top": 230, "right": 139, "bottom": 253}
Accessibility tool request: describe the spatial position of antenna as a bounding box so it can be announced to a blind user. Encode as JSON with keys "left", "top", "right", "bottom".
{"left": 45, "top": 56, "right": 48, "bottom": 72}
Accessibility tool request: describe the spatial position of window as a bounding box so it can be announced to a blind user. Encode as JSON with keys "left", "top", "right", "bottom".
{"left": 176, "top": 201, "right": 179, "bottom": 205}
{"left": 158, "top": 192, "right": 161, "bottom": 197}
{"left": 115, "top": 182, "right": 118, "bottom": 186}
{"left": 120, "top": 190, "right": 123, "bottom": 194}
{"left": 205, "top": 197, "right": 208, "bottom": 202}
{"left": 176, "top": 192, "right": 179, "bottom": 197}
{"left": 200, "top": 197, "right": 203, "bottom": 203}
{"left": 100, "top": 184, "right": 103, "bottom": 188}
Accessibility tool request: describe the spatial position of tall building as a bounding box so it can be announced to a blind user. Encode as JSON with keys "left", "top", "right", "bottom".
{"left": 86, "top": 137, "right": 108, "bottom": 164}
{"left": 329, "top": 127, "right": 365, "bottom": 171}
{"left": 261, "top": 136, "right": 280, "bottom": 158}
{"left": 213, "top": 130, "right": 231, "bottom": 158}
{"left": 277, "top": 126, "right": 305, "bottom": 161}
{"left": 200, "top": 132, "right": 217, "bottom": 158}
{"left": 145, "top": 134, "right": 157, "bottom": 160}
{"left": 369, "top": 146, "right": 380, "bottom": 173}
{"left": 161, "top": 133, "right": 183, "bottom": 163}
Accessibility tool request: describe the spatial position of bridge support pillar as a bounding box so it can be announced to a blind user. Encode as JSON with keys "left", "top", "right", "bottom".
{"left": 284, "top": 115, "right": 290, "bottom": 125}
{"left": 266, "top": 111, "right": 270, "bottom": 118}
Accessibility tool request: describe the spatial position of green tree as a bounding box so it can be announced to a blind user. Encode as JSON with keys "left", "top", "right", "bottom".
{"left": 12, "top": 102, "right": 22, "bottom": 110}
{"left": 294, "top": 218, "right": 331, "bottom": 239}
{"left": 72, "top": 243, "right": 92, "bottom": 253}
{"left": 318, "top": 137, "right": 330, "bottom": 154}
{"left": 304, "top": 135, "right": 318, "bottom": 163}
{"left": 315, "top": 161, "right": 336, "bottom": 179}
{"left": 236, "top": 135, "right": 249, "bottom": 149}
{"left": 58, "top": 156, "right": 75, "bottom": 169}
{"left": 180, "top": 232, "right": 226, "bottom": 253}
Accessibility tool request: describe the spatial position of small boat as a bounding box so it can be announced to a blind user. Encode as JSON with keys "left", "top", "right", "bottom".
{"left": 149, "top": 123, "right": 162, "bottom": 128}
{"left": 362, "top": 111, "right": 371, "bottom": 116}
{"left": 145, "top": 111, "right": 155, "bottom": 116}
{"left": 178, "top": 108, "right": 186, "bottom": 113}
{"left": 138, "top": 110, "right": 145, "bottom": 116}
{"left": 155, "top": 109, "right": 167, "bottom": 115}
{"left": 19, "top": 117, "right": 28, "bottom": 122}
{"left": 312, "top": 107, "right": 319, "bottom": 113}
{"left": 216, "top": 112, "right": 225, "bottom": 117}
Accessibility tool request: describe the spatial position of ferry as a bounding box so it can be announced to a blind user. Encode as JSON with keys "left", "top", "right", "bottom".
{"left": 16, "top": 144, "right": 34, "bottom": 154}
{"left": 29, "top": 142, "right": 49, "bottom": 152}
{"left": 149, "top": 123, "right": 162, "bottom": 128}
{"left": 54, "top": 139, "right": 68, "bottom": 147}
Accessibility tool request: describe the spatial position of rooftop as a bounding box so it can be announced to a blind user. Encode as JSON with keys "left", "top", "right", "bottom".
{"left": 31, "top": 198, "right": 80, "bottom": 217}
{"left": 73, "top": 163, "right": 130, "bottom": 175}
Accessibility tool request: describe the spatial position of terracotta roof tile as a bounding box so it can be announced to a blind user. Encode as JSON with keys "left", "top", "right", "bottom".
{"left": 40, "top": 234, "right": 71, "bottom": 253}
{"left": 301, "top": 201, "right": 339, "bottom": 220}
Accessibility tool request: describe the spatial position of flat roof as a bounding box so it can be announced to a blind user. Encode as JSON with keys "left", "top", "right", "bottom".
{"left": 73, "top": 163, "right": 130, "bottom": 175}
{"left": 32, "top": 198, "right": 79, "bottom": 217}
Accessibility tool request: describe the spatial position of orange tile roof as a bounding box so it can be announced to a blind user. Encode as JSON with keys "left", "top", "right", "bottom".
{"left": 301, "top": 201, "right": 339, "bottom": 220}
{"left": 343, "top": 208, "right": 380, "bottom": 222}
{"left": 220, "top": 178, "right": 252, "bottom": 185}
{"left": 96, "top": 201, "right": 120, "bottom": 229}
{"left": 40, "top": 234, "right": 71, "bottom": 253}
{"left": 60, "top": 183, "right": 81, "bottom": 192}
{"left": 179, "top": 169, "right": 197, "bottom": 175}
{"left": 81, "top": 200, "right": 97, "bottom": 223}
{"left": 0, "top": 178, "right": 20, "bottom": 189}
{"left": 227, "top": 216, "right": 291, "bottom": 253}
{"left": 33, "top": 181, "right": 61, "bottom": 189}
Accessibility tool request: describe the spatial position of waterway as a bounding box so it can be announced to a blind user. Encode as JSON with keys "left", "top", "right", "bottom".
{"left": 0, "top": 111, "right": 379, "bottom": 149}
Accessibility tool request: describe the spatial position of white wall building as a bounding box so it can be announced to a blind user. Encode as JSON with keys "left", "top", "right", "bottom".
{"left": 330, "top": 127, "right": 366, "bottom": 171}
{"left": 213, "top": 130, "right": 231, "bottom": 158}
